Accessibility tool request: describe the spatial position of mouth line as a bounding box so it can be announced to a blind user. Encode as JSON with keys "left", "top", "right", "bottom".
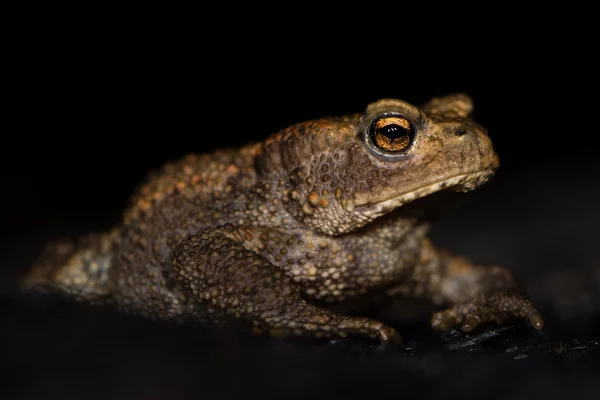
{"left": 355, "top": 168, "right": 495, "bottom": 210}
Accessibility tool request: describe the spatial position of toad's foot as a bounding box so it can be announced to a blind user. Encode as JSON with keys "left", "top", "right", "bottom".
{"left": 431, "top": 292, "right": 544, "bottom": 332}
{"left": 20, "top": 232, "right": 116, "bottom": 302}
{"left": 259, "top": 315, "right": 401, "bottom": 346}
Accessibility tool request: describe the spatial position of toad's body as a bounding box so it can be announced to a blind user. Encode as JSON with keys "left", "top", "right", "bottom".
{"left": 24, "top": 95, "right": 542, "bottom": 342}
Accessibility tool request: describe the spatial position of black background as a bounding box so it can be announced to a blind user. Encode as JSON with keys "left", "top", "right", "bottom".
{"left": 2, "top": 24, "right": 600, "bottom": 400}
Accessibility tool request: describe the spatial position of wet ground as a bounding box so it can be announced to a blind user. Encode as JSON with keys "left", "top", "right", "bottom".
{"left": 3, "top": 291, "right": 599, "bottom": 399}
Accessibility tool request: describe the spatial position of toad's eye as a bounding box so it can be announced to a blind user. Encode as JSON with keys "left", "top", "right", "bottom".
{"left": 369, "top": 115, "right": 415, "bottom": 153}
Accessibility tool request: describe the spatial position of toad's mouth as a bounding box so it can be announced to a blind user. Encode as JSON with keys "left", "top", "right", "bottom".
{"left": 354, "top": 168, "right": 495, "bottom": 215}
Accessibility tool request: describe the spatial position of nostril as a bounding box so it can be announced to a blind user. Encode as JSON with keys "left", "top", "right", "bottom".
{"left": 454, "top": 128, "right": 467, "bottom": 136}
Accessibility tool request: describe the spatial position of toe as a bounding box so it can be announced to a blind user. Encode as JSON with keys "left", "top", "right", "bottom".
{"left": 461, "top": 316, "right": 481, "bottom": 332}
{"left": 528, "top": 311, "right": 544, "bottom": 330}
{"left": 377, "top": 326, "right": 403, "bottom": 346}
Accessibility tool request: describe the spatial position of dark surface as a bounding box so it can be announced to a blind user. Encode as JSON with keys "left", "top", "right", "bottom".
{"left": 3, "top": 37, "right": 599, "bottom": 399}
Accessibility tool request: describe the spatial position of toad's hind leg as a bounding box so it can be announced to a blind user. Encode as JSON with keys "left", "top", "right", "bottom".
{"left": 21, "top": 229, "right": 118, "bottom": 303}
{"left": 172, "top": 226, "right": 400, "bottom": 344}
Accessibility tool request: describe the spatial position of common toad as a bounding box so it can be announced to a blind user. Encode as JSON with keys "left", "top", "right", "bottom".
{"left": 22, "top": 95, "right": 543, "bottom": 344}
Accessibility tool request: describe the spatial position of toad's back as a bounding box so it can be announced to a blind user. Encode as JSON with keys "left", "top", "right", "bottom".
{"left": 114, "top": 144, "right": 269, "bottom": 320}
{"left": 25, "top": 143, "right": 266, "bottom": 320}
{"left": 23, "top": 115, "right": 361, "bottom": 320}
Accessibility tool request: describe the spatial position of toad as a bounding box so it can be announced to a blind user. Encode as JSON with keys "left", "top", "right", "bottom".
{"left": 22, "top": 94, "right": 543, "bottom": 344}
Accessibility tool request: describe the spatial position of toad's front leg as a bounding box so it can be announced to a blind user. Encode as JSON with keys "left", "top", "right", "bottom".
{"left": 397, "top": 240, "right": 544, "bottom": 333}
{"left": 172, "top": 226, "right": 400, "bottom": 344}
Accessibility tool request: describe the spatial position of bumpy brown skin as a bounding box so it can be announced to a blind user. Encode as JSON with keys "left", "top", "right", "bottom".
{"left": 22, "top": 94, "right": 543, "bottom": 344}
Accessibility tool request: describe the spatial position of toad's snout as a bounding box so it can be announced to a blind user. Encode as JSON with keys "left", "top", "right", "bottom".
{"left": 448, "top": 124, "right": 499, "bottom": 192}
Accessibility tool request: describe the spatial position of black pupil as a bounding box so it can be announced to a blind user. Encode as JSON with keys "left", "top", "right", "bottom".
{"left": 377, "top": 124, "right": 407, "bottom": 139}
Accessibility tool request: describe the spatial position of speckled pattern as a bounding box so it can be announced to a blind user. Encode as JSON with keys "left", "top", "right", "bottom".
{"left": 22, "top": 94, "right": 543, "bottom": 343}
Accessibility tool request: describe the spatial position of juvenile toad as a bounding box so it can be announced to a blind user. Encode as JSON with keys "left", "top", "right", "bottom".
{"left": 23, "top": 95, "right": 543, "bottom": 343}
